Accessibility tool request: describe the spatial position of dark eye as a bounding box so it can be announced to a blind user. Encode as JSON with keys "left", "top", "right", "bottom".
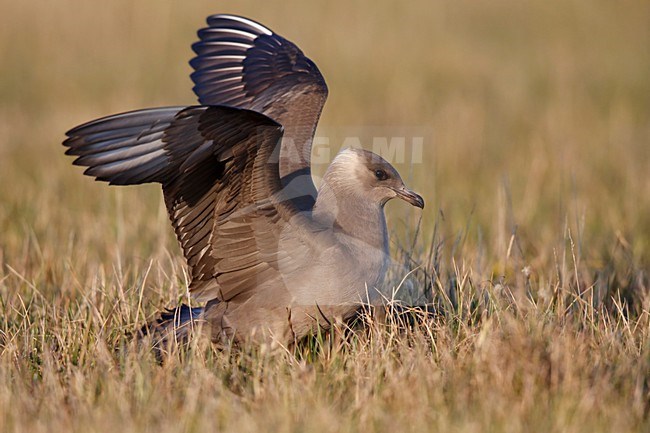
{"left": 374, "top": 169, "right": 388, "bottom": 181}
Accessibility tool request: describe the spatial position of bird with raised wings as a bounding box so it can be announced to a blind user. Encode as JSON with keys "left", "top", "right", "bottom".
{"left": 63, "top": 14, "right": 424, "bottom": 348}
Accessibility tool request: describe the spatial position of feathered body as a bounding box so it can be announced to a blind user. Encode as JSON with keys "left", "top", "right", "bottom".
{"left": 64, "top": 15, "right": 423, "bottom": 348}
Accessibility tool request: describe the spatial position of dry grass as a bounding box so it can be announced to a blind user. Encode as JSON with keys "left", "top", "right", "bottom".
{"left": 1, "top": 0, "right": 649, "bottom": 432}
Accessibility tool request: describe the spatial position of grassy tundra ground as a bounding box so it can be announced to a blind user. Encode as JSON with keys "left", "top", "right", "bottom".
{"left": 1, "top": 0, "right": 649, "bottom": 431}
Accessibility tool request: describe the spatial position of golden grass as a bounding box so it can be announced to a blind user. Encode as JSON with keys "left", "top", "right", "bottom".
{"left": 1, "top": 0, "right": 649, "bottom": 431}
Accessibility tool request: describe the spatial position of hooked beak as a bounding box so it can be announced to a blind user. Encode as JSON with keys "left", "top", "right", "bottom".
{"left": 394, "top": 187, "right": 425, "bottom": 209}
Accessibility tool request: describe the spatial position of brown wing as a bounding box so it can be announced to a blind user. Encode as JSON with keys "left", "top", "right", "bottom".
{"left": 191, "top": 14, "right": 328, "bottom": 125}
{"left": 64, "top": 104, "right": 326, "bottom": 303}
{"left": 190, "top": 14, "right": 328, "bottom": 210}
{"left": 160, "top": 106, "right": 313, "bottom": 302}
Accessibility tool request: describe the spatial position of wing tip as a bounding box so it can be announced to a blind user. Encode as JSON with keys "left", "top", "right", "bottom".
{"left": 205, "top": 14, "right": 273, "bottom": 36}
{"left": 62, "top": 137, "right": 74, "bottom": 149}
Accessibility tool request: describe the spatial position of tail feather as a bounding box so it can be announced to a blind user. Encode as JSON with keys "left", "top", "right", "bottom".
{"left": 140, "top": 305, "right": 205, "bottom": 355}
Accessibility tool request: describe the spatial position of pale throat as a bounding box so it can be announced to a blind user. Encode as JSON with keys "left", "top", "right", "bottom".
{"left": 311, "top": 173, "right": 389, "bottom": 253}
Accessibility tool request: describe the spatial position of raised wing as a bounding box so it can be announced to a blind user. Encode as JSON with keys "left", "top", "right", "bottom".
{"left": 63, "top": 107, "right": 184, "bottom": 185}
{"left": 64, "top": 105, "right": 325, "bottom": 303}
{"left": 191, "top": 14, "right": 328, "bottom": 210}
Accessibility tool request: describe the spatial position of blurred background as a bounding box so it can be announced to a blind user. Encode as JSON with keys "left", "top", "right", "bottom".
{"left": 0, "top": 0, "right": 648, "bottom": 302}
{"left": 1, "top": 3, "right": 649, "bottom": 430}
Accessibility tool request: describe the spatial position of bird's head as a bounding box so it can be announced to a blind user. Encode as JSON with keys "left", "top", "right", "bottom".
{"left": 326, "top": 148, "right": 424, "bottom": 209}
